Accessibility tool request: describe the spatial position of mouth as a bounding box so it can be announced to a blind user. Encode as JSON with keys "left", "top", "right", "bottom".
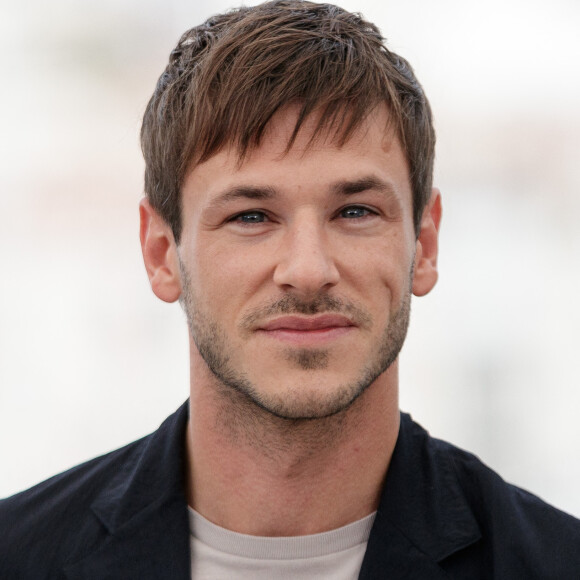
{"left": 257, "top": 314, "right": 355, "bottom": 345}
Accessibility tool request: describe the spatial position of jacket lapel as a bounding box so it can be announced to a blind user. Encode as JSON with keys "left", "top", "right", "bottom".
{"left": 61, "top": 406, "right": 481, "bottom": 579}
{"left": 63, "top": 402, "right": 191, "bottom": 580}
{"left": 360, "top": 519, "right": 452, "bottom": 579}
{"left": 359, "top": 413, "right": 482, "bottom": 579}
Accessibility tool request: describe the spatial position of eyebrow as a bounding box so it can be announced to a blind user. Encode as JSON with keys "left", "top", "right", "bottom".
{"left": 208, "top": 185, "right": 277, "bottom": 209}
{"left": 330, "top": 176, "right": 399, "bottom": 199}
{"left": 207, "top": 175, "right": 398, "bottom": 209}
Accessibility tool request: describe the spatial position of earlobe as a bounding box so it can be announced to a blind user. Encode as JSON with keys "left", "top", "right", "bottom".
{"left": 412, "top": 188, "right": 442, "bottom": 297}
{"left": 139, "top": 198, "right": 182, "bottom": 303}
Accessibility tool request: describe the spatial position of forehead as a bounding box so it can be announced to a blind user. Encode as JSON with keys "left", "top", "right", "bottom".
{"left": 181, "top": 104, "right": 411, "bottom": 207}
{"left": 245, "top": 103, "right": 400, "bottom": 162}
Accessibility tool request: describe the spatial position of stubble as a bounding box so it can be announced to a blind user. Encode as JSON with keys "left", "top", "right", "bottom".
{"left": 178, "top": 260, "right": 412, "bottom": 427}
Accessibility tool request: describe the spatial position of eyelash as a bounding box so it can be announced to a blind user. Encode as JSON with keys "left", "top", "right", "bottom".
{"left": 338, "top": 205, "right": 376, "bottom": 219}
{"left": 229, "top": 205, "right": 377, "bottom": 225}
{"left": 229, "top": 211, "right": 270, "bottom": 224}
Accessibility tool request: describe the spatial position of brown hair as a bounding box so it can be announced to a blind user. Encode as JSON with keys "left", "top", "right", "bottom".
{"left": 141, "top": 0, "right": 435, "bottom": 243}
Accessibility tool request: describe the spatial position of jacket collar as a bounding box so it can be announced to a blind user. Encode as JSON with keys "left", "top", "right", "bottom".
{"left": 63, "top": 404, "right": 481, "bottom": 579}
{"left": 360, "top": 413, "right": 482, "bottom": 578}
{"left": 64, "top": 401, "right": 191, "bottom": 580}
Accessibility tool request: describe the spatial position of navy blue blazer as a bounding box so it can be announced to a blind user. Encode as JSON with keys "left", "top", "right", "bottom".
{"left": 1, "top": 401, "right": 579, "bottom": 578}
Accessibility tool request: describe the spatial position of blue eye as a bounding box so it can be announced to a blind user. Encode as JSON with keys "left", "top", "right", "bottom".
{"left": 340, "top": 206, "right": 372, "bottom": 219}
{"left": 235, "top": 211, "right": 267, "bottom": 223}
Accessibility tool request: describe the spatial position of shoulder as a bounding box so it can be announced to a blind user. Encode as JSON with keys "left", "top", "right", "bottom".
{"left": 0, "top": 434, "right": 150, "bottom": 578}
{"left": 0, "top": 401, "right": 190, "bottom": 579}
{"left": 430, "top": 425, "right": 579, "bottom": 527}
{"left": 403, "top": 414, "right": 580, "bottom": 575}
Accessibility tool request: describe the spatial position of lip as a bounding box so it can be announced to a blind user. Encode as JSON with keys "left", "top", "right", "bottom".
{"left": 260, "top": 314, "right": 354, "bottom": 331}
{"left": 257, "top": 314, "right": 355, "bottom": 345}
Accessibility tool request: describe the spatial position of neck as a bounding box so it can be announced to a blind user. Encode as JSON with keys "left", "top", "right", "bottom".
{"left": 185, "top": 353, "right": 400, "bottom": 537}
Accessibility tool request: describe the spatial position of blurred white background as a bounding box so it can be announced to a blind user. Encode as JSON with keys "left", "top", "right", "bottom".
{"left": 1, "top": 0, "right": 579, "bottom": 517}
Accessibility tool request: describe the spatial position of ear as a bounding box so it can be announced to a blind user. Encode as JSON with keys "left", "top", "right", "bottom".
{"left": 412, "top": 188, "right": 442, "bottom": 297}
{"left": 139, "top": 198, "right": 182, "bottom": 303}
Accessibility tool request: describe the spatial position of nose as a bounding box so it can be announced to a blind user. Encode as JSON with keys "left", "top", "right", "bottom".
{"left": 273, "top": 219, "right": 340, "bottom": 295}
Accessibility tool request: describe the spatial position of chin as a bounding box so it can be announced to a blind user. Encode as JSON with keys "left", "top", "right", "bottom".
{"left": 245, "top": 372, "right": 372, "bottom": 421}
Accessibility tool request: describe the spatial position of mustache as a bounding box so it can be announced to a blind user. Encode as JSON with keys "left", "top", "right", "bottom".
{"left": 241, "top": 294, "right": 372, "bottom": 330}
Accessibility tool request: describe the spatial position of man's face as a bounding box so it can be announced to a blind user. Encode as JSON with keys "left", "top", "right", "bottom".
{"left": 177, "top": 106, "right": 420, "bottom": 420}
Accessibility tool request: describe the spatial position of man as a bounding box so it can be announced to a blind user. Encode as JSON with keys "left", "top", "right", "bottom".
{"left": 1, "top": 1, "right": 579, "bottom": 578}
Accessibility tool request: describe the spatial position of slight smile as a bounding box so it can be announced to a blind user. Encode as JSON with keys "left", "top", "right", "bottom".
{"left": 257, "top": 315, "right": 356, "bottom": 345}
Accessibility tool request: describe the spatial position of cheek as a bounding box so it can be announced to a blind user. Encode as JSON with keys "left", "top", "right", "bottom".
{"left": 339, "top": 236, "right": 412, "bottom": 293}
{"left": 192, "top": 242, "right": 271, "bottom": 314}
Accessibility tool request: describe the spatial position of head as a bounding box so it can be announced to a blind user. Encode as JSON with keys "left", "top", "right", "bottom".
{"left": 139, "top": 1, "right": 441, "bottom": 422}
{"left": 140, "top": 0, "right": 435, "bottom": 244}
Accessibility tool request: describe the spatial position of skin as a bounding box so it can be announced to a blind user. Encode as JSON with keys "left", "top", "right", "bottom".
{"left": 140, "top": 105, "right": 441, "bottom": 536}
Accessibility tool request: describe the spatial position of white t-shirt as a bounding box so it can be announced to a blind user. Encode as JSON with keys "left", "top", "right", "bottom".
{"left": 189, "top": 507, "right": 376, "bottom": 579}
